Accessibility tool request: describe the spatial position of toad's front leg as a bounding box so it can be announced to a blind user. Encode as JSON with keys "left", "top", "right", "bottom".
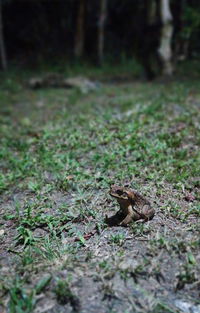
{"left": 119, "top": 205, "right": 134, "bottom": 226}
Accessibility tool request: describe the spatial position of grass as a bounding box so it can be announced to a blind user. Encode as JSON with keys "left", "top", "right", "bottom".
{"left": 54, "top": 279, "right": 80, "bottom": 310}
{"left": 0, "top": 63, "right": 200, "bottom": 312}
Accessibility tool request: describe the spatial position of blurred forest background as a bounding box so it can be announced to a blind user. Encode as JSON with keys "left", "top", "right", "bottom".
{"left": 1, "top": 0, "right": 200, "bottom": 78}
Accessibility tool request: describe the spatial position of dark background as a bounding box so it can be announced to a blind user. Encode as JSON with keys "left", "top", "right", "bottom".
{"left": 1, "top": 0, "right": 200, "bottom": 76}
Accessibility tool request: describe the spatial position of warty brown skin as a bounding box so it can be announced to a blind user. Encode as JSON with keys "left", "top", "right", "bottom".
{"left": 109, "top": 185, "right": 155, "bottom": 226}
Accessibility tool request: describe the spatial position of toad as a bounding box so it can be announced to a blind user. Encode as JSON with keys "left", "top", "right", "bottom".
{"left": 106, "top": 185, "right": 155, "bottom": 226}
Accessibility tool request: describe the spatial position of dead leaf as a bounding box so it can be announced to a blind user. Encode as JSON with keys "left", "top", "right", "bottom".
{"left": 66, "top": 175, "right": 73, "bottom": 180}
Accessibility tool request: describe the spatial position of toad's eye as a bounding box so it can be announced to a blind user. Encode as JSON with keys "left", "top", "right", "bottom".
{"left": 117, "top": 190, "right": 124, "bottom": 196}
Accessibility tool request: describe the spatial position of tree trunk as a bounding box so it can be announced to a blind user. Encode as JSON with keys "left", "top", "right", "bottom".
{"left": 97, "top": 0, "right": 107, "bottom": 65}
{"left": 158, "top": 0, "right": 173, "bottom": 76}
{"left": 146, "top": 0, "right": 157, "bottom": 26}
{"left": 174, "top": 0, "right": 188, "bottom": 61}
{"left": 74, "top": 0, "right": 85, "bottom": 58}
{"left": 142, "top": 0, "right": 157, "bottom": 79}
{"left": 0, "top": 0, "right": 7, "bottom": 70}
